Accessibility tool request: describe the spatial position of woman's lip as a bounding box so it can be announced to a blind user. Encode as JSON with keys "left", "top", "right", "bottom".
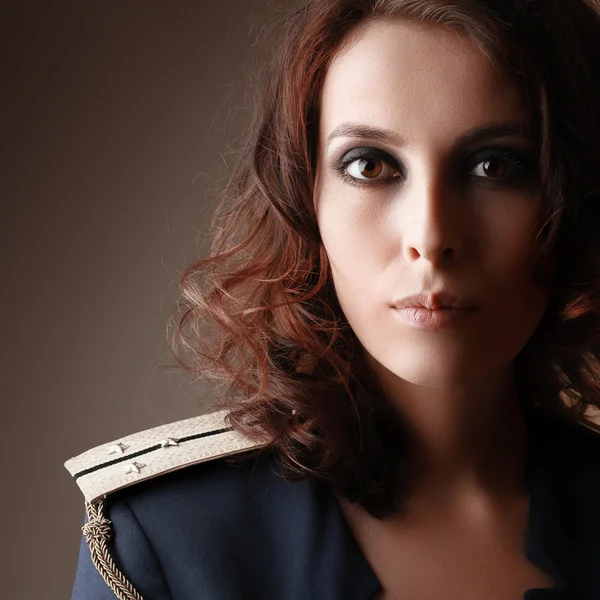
{"left": 393, "top": 306, "right": 478, "bottom": 330}
{"left": 392, "top": 302, "right": 477, "bottom": 310}
{"left": 397, "top": 305, "right": 476, "bottom": 310}
{"left": 392, "top": 292, "right": 477, "bottom": 311}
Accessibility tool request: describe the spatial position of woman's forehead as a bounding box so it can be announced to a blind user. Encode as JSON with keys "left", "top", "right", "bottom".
{"left": 318, "top": 18, "right": 525, "bottom": 150}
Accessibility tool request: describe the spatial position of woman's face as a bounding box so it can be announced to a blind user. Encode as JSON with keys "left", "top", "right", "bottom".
{"left": 313, "top": 18, "right": 549, "bottom": 389}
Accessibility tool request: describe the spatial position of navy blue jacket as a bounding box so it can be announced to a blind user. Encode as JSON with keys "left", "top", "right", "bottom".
{"left": 70, "top": 409, "right": 600, "bottom": 599}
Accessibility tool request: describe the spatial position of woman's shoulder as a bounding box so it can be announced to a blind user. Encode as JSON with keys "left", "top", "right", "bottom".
{"left": 64, "top": 409, "right": 272, "bottom": 600}
{"left": 65, "top": 409, "right": 343, "bottom": 600}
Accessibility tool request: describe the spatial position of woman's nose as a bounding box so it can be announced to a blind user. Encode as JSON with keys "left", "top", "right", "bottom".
{"left": 397, "top": 175, "right": 465, "bottom": 265}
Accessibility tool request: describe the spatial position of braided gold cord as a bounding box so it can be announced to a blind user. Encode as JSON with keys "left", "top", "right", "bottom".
{"left": 83, "top": 500, "right": 144, "bottom": 600}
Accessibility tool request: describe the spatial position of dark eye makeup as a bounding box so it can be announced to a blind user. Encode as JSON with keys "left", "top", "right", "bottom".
{"left": 332, "top": 145, "right": 539, "bottom": 189}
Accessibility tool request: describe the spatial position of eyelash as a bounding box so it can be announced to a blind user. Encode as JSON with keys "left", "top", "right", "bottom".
{"left": 333, "top": 147, "right": 537, "bottom": 189}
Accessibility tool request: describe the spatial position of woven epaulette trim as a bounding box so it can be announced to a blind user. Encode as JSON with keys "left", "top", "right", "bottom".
{"left": 64, "top": 408, "right": 270, "bottom": 505}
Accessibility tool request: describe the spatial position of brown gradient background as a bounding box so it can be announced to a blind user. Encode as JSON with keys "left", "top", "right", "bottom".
{"left": 4, "top": 2, "right": 288, "bottom": 598}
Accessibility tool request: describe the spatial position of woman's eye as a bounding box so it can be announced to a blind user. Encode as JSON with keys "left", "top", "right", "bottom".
{"left": 334, "top": 148, "right": 402, "bottom": 187}
{"left": 466, "top": 150, "right": 537, "bottom": 184}
{"left": 346, "top": 157, "right": 400, "bottom": 181}
{"left": 471, "top": 158, "right": 509, "bottom": 178}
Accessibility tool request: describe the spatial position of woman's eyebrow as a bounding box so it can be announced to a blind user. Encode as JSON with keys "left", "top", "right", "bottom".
{"left": 324, "top": 120, "right": 535, "bottom": 152}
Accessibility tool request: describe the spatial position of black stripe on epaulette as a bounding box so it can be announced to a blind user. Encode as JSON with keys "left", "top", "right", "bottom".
{"left": 72, "top": 426, "right": 234, "bottom": 480}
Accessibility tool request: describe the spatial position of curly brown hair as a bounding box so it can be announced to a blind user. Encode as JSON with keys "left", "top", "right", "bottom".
{"left": 167, "top": 0, "right": 600, "bottom": 519}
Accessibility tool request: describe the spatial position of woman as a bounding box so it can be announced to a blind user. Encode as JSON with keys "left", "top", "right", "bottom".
{"left": 66, "top": 1, "right": 600, "bottom": 598}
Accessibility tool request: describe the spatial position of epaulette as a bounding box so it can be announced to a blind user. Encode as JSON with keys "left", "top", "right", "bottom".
{"left": 64, "top": 408, "right": 269, "bottom": 600}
